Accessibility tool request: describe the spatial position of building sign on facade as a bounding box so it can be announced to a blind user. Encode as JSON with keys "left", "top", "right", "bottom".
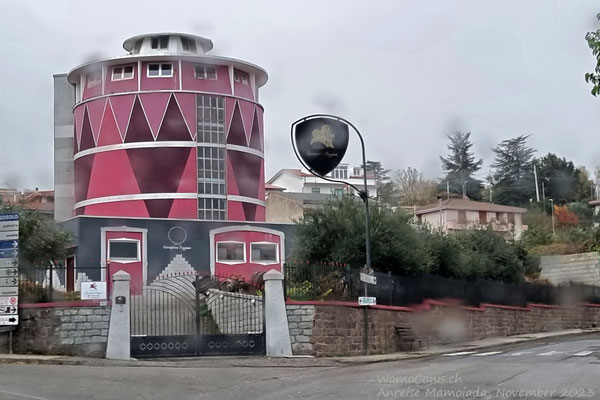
{"left": 0, "top": 213, "right": 19, "bottom": 326}
{"left": 81, "top": 282, "right": 107, "bottom": 300}
{"left": 293, "top": 117, "right": 349, "bottom": 176}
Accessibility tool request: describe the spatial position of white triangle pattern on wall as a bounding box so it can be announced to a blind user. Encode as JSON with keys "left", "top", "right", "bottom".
{"left": 153, "top": 254, "right": 195, "bottom": 283}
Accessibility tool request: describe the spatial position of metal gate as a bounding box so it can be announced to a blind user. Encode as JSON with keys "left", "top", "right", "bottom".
{"left": 130, "top": 273, "right": 264, "bottom": 358}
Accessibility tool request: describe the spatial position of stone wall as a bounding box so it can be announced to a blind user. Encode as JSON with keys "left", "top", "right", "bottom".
{"left": 540, "top": 252, "right": 600, "bottom": 285}
{"left": 286, "top": 305, "right": 315, "bottom": 355}
{"left": 4, "top": 304, "right": 110, "bottom": 357}
{"left": 287, "top": 302, "right": 600, "bottom": 357}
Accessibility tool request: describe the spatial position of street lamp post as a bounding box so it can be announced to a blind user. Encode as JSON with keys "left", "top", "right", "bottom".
{"left": 549, "top": 199, "right": 555, "bottom": 235}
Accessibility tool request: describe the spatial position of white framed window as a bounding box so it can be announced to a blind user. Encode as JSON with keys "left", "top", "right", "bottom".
{"left": 194, "top": 64, "right": 217, "bottom": 80}
{"left": 86, "top": 70, "right": 102, "bottom": 88}
{"left": 181, "top": 37, "right": 197, "bottom": 52}
{"left": 147, "top": 63, "right": 173, "bottom": 78}
{"left": 233, "top": 69, "right": 249, "bottom": 85}
{"left": 216, "top": 241, "right": 246, "bottom": 264}
{"left": 111, "top": 65, "right": 134, "bottom": 81}
{"left": 151, "top": 35, "right": 169, "bottom": 50}
{"left": 108, "top": 239, "right": 140, "bottom": 263}
{"left": 250, "top": 242, "right": 279, "bottom": 264}
{"left": 332, "top": 167, "right": 348, "bottom": 180}
{"left": 311, "top": 187, "right": 320, "bottom": 194}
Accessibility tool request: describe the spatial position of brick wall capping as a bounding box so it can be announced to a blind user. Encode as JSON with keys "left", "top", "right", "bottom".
{"left": 286, "top": 299, "right": 600, "bottom": 313}
{"left": 20, "top": 300, "right": 111, "bottom": 309}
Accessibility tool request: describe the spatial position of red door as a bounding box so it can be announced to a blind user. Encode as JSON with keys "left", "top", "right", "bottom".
{"left": 66, "top": 256, "right": 75, "bottom": 292}
{"left": 105, "top": 231, "right": 144, "bottom": 295}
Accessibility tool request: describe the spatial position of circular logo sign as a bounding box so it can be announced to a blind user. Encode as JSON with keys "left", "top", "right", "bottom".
{"left": 293, "top": 117, "right": 349, "bottom": 177}
{"left": 168, "top": 226, "right": 187, "bottom": 245}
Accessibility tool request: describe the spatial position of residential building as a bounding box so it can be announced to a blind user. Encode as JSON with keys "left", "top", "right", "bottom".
{"left": 267, "top": 164, "right": 377, "bottom": 198}
{"left": 265, "top": 192, "right": 334, "bottom": 223}
{"left": 0, "top": 188, "right": 54, "bottom": 216}
{"left": 57, "top": 32, "right": 268, "bottom": 223}
{"left": 22, "top": 190, "right": 55, "bottom": 216}
{"left": 53, "top": 33, "right": 294, "bottom": 291}
{"left": 589, "top": 199, "right": 600, "bottom": 219}
{"left": 414, "top": 199, "right": 528, "bottom": 239}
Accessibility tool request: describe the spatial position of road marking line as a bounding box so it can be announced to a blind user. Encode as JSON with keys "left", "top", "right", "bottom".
{"left": 508, "top": 351, "right": 533, "bottom": 356}
{"left": 537, "top": 351, "right": 563, "bottom": 356}
{"left": 442, "top": 351, "right": 477, "bottom": 356}
{"left": 0, "top": 391, "right": 50, "bottom": 400}
{"left": 572, "top": 351, "right": 594, "bottom": 356}
{"left": 472, "top": 351, "right": 503, "bottom": 356}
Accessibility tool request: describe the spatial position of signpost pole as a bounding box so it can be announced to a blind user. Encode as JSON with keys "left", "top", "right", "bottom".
{"left": 356, "top": 124, "right": 371, "bottom": 356}
{"left": 291, "top": 115, "right": 373, "bottom": 355}
{"left": 0, "top": 213, "right": 19, "bottom": 329}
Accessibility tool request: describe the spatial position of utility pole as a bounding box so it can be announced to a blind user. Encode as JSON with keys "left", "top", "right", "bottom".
{"left": 549, "top": 198, "right": 555, "bottom": 235}
{"left": 534, "top": 164, "right": 540, "bottom": 202}
{"left": 446, "top": 181, "right": 450, "bottom": 200}
{"left": 488, "top": 169, "right": 493, "bottom": 203}
{"left": 542, "top": 180, "right": 546, "bottom": 209}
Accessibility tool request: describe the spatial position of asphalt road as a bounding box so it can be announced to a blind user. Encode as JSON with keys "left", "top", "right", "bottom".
{"left": 1, "top": 335, "right": 600, "bottom": 400}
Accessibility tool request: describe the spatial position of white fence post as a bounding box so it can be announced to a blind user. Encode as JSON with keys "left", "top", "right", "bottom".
{"left": 105, "top": 270, "right": 131, "bottom": 360}
{"left": 263, "top": 269, "right": 292, "bottom": 357}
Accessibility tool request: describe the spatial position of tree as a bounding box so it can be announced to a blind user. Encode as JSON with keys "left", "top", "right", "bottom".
{"left": 440, "top": 131, "right": 483, "bottom": 200}
{"left": 365, "top": 160, "right": 397, "bottom": 205}
{"left": 574, "top": 166, "right": 593, "bottom": 202}
{"left": 394, "top": 167, "right": 438, "bottom": 206}
{"left": 293, "top": 197, "right": 432, "bottom": 275}
{"left": 292, "top": 196, "right": 540, "bottom": 282}
{"left": 585, "top": 13, "right": 600, "bottom": 96}
{"left": 0, "top": 204, "right": 72, "bottom": 270}
{"left": 554, "top": 205, "right": 579, "bottom": 227}
{"left": 536, "top": 153, "right": 582, "bottom": 203}
{"left": 491, "top": 135, "right": 536, "bottom": 206}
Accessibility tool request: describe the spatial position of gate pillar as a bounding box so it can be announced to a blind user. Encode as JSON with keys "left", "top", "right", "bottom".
{"left": 106, "top": 270, "right": 131, "bottom": 360}
{"left": 264, "top": 269, "right": 292, "bottom": 357}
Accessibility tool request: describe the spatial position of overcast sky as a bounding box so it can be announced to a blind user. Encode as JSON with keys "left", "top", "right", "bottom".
{"left": 2, "top": 0, "right": 600, "bottom": 190}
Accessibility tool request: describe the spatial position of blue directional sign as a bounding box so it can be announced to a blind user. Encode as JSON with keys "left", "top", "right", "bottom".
{"left": 0, "top": 240, "right": 18, "bottom": 250}
{"left": 0, "top": 214, "right": 18, "bottom": 222}
{"left": 0, "top": 249, "right": 18, "bottom": 259}
{"left": 0, "top": 213, "right": 18, "bottom": 324}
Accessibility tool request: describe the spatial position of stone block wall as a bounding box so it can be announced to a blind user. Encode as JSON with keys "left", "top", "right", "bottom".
{"left": 286, "top": 305, "right": 315, "bottom": 355}
{"left": 6, "top": 304, "right": 110, "bottom": 357}
{"left": 540, "top": 252, "right": 600, "bottom": 285}
{"left": 287, "top": 302, "right": 600, "bottom": 357}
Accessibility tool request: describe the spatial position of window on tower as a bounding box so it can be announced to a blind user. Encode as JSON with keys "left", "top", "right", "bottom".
{"left": 181, "top": 37, "right": 197, "bottom": 52}
{"left": 147, "top": 63, "right": 173, "bottom": 77}
{"left": 233, "top": 69, "right": 249, "bottom": 85}
{"left": 86, "top": 70, "right": 102, "bottom": 88}
{"left": 194, "top": 64, "right": 217, "bottom": 80}
{"left": 197, "top": 95, "right": 226, "bottom": 221}
{"left": 111, "top": 65, "right": 134, "bottom": 81}
{"left": 150, "top": 35, "right": 169, "bottom": 50}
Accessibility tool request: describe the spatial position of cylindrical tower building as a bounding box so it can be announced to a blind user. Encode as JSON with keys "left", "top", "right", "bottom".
{"left": 67, "top": 33, "right": 268, "bottom": 221}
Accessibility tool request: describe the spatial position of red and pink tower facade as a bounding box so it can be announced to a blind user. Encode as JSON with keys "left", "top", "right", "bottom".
{"left": 66, "top": 33, "right": 268, "bottom": 222}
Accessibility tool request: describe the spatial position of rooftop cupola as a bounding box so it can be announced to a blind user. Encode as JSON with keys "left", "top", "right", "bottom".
{"left": 122, "top": 33, "right": 214, "bottom": 56}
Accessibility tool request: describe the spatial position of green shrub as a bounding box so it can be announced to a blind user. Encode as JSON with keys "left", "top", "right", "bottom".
{"left": 294, "top": 198, "right": 539, "bottom": 283}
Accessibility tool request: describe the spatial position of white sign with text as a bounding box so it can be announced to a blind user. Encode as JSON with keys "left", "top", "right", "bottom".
{"left": 358, "top": 296, "right": 377, "bottom": 306}
{"left": 81, "top": 282, "right": 107, "bottom": 300}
